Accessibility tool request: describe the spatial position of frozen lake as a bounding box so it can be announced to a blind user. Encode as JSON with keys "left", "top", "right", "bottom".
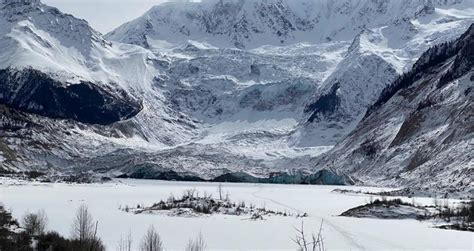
{"left": 1, "top": 178, "right": 472, "bottom": 250}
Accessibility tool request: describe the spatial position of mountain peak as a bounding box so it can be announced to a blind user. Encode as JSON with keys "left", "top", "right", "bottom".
{"left": 0, "top": 0, "right": 108, "bottom": 62}
{"left": 1, "top": 0, "right": 40, "bottom": 6}
{"left": 106, "top": 0, "right": 469, "bottom": 49}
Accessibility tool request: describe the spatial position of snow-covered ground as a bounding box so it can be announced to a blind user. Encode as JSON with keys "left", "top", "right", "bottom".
{"left": 0, "top": 178, "right": 471, "bottom": 250}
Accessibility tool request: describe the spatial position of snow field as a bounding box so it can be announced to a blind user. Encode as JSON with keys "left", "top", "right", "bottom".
{"left": 1, "top": 178, "right": 472, "bottom": 250}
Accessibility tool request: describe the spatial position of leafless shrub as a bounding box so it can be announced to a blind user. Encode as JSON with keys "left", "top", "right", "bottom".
{"left": 118, "top": 230, "right": 133, "bottom": 251}
{"left": 21, "top": 209, "right": 48, "bottom": 236}
{"left": 183, "top": 189, "right": 198, "bottom": 200}
{"left": 185, "top": 232, "right": 206, "bottom": 251}
{"left": 293, "top": 220, "right": 325, "bottom": 251}
{"left": 140, "top": 225, "right": 163, "bottom": 251}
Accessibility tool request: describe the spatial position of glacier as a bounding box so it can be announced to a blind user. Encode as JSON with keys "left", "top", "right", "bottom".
{"left": 0, "top": 0, "right": 472, "bottom": 195}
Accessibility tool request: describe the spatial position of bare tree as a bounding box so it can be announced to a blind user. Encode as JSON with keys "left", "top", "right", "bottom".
{"left": 118, "top": 230, "right": 133, "bottom": 251}
{"left": 185, "top": 232, "right": 206, "bottom": 251}
{"left": 140, "top": 225, "right": 163, "bottom": 251}
{"left": 71, "top": 204, "right": 104, "bottom": 251}
{"left": 293, "top": 220, "right": 325, "bottom": 251}
{"left": 71, "top": 204, "right": 95, "bottom": 242}
{"left": 21, "top": 209, "right": 48, "bottom": 236}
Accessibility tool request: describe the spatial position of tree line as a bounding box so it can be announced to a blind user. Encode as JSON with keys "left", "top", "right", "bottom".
{"left": 0, "top": 204, "right": 206, "bottom": 251}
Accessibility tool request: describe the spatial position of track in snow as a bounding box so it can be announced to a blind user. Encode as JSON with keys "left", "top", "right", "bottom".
{"left": 251, "top": 185, "right": 367, "bottom": 250}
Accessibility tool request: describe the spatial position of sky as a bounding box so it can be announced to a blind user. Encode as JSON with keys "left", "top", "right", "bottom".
{"left": 42, "top": 0, "right": 169, "bottom": 34}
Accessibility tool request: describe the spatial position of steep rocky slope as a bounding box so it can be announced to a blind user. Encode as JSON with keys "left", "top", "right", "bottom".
{"left": 314, "top": 24, "right": 474, "bottom": 196}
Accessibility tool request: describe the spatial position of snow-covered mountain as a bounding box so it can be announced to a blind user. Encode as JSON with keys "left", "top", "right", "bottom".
{"left": 106, "top": 0, "right": 472, "bottom": 49}
{"left": 0, "top": 0, "right": 154, "bottom": 125}
{"left": 0, "top": 0, "right": 155, "bottom": 89}
{"left": 0, "top": 0, "right": 198, "bottom": 170}
{"left": 314, "top": 24, "right": 474, "bottom": 196}
{"left": 106, "top": 0, "right": 474, "bottom": 149}
{"left": 0, "top": 0, "right": 472, "bottom": 194}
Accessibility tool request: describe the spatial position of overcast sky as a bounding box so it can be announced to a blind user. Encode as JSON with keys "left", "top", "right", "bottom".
{"left": 42, "top": 0, "right": 169, "bottom": 34}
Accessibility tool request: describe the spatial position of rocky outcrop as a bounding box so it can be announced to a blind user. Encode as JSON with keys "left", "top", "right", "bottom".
{"left": 0, "top": 68, "right": 142, "bottom": 125}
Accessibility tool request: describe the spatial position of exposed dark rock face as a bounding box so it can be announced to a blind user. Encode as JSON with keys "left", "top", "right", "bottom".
{"left": 0, "top": 68, "right": 142, "bottom": 125}
{"left": 367, "top": 23, "right": 474, "bottom": 117}
{"left": 305, "top": 83, "right": 340, "bottom": 123}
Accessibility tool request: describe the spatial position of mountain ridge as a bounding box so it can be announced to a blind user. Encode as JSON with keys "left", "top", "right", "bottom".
{"left": 313, "top": 24, "right": 474, "bottom": 196}
{"left": 106, "top": 0, "right": 472, "bottom": 49}
{"left": 0, "top": 0, "right": 472, "bottom": 196}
